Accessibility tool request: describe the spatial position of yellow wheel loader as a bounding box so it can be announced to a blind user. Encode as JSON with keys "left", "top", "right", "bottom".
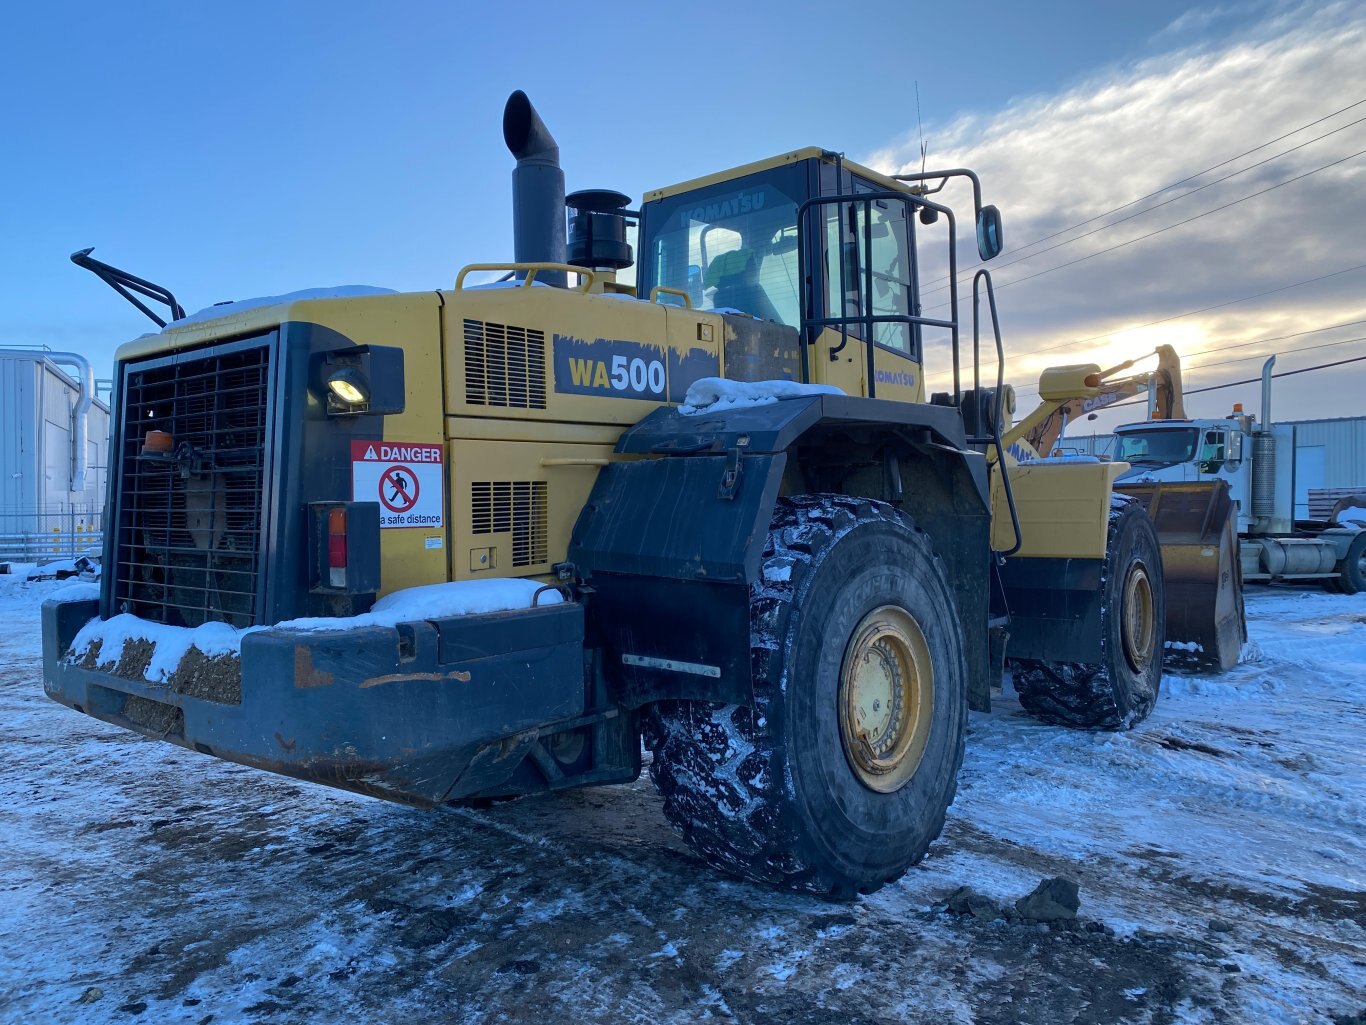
{"left": 45, "top": 91, "right": 1219, "bottom": 897}
{"left": 996, "top": 344, "right": 1246, "bottom": 675}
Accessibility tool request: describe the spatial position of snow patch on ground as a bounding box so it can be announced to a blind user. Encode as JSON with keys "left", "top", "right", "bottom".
{"left": 678, "top": 377, "right": 843, "bottom": 415}
{"left": 1, "top": 582, "right": 1363, "bottom": 1022}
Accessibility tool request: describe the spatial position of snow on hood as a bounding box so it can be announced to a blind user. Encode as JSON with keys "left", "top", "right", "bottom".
{"left": 65, "top": 578, "right": 564, "bottom": 679}
{"left": 679, "top": 377, "right": 843, "bottom": 415}
{"left": 167, "top": 286, "right": 398, "bottom": 331}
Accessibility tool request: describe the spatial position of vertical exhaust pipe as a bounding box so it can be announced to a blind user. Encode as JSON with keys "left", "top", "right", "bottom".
{"left": 503, "top": 91, "right": 567, "bottom": 287}
{"left": 1251, "top": 356, "right": 1277, "bottom": 521}
{"left": 1260, "top": 355, "right": 1275, "bottom": 426}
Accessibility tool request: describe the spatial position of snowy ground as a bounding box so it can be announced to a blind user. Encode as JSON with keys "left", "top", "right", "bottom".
{"left": 1, "top": 579, "right": 1363, "bottom": 1024}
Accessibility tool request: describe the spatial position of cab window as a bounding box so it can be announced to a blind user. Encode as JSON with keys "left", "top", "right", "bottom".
{"left": 643, "top": 172, "right": 803, "bottom": 326}
{"left": 824, "top": 192, "right": 917, "bottom": 358}
{"left": 1199, "top": 430, "right": 1228, "bottom": 473}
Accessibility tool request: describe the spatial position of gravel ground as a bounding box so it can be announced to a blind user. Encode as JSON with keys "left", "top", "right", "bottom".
{"left": 1, "top": 578, "right": 1363, "bottom": 1024}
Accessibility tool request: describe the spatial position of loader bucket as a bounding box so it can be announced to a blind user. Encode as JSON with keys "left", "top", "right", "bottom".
{"left": 1115, "top": 480, "right": 1246, "bottom": 672}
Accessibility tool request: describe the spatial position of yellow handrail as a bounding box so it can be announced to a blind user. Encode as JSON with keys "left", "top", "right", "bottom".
{"left": 649, "top": 285, "right": 693, "bottom": 309}
{"left": 454, "top": 263, "right": 596, "bottom": 292}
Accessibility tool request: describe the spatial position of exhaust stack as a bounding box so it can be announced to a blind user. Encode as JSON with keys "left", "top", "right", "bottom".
{"left": 1260, "top": 355, "right": 1275, "bottom": 426}
{"left": 1251, "top": 356, "right": 1277, "bottom": 521}
{"left": 503, "top": 91, "right": 567, "bottom": 287}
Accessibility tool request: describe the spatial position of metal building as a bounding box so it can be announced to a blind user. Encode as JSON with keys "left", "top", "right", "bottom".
{"left": 1281, "top": 416, "right": 1366, "bottom": 517}
{"left": 0, "top": 349, "right": 110, "bottom": 563}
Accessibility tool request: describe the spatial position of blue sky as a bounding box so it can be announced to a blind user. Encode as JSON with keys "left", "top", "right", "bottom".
{"left": 3, "top": 0, "right": 1363, "bottom": 424}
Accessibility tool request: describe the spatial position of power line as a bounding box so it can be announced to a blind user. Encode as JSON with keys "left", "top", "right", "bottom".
{"left": 1176, "top": 317, "right": 1366, "bottom": 363}
{"left": 1164, "top": 334, "right": 1366, "bottom": 375}
{"left": 1085, "top": 353, "right": 1366, "bottom": 414}
{"left": 920, "top": 113, "right": 1366, "bottom": 298}
{"left": 924, "top": 147, "right": 1366, "bottom": 310}
{"left": 1012, "top": 319, "right": 1366, "bottom": 397}
{"left": 932, "top": 96, "right": 1366, "bottom": 276}
{"left": 954, "top": 261, "right": 1366, "bottom": 370}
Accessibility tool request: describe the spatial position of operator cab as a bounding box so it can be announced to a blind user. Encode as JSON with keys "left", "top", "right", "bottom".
{"left": 634, "top": 148, "right": 1001, "bottom": 404}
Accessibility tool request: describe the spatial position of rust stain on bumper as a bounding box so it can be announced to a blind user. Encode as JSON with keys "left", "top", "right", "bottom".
{"left": 359, "top": 669, "right": 472, "bottom": 689}
{"left": 293, "top": 645, "right": 336, "bottom": 688}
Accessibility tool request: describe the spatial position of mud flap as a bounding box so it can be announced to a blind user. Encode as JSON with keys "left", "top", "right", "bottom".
{"left": 1115, "top": 480, "right": 1245, "bottom": 672}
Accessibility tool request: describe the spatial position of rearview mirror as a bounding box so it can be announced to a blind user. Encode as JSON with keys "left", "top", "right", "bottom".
{"left": 976, "top": 205, "right": 1003, "bottom": 261}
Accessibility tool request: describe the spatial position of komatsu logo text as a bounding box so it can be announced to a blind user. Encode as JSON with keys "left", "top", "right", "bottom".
{"left": 874, "top": 369, "right": 917, "bottom": 388}
{"left": 678, "top": 189, "right": 767, "bottom": 227}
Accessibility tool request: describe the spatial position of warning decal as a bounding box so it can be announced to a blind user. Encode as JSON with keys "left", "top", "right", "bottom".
{"left": 351, "top": 441, "right": 444, "bottom": 529}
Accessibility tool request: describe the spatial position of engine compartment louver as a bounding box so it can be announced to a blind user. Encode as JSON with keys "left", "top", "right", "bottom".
{"left": 463, "top": 319, "right": 547, "bottom": 409}
{"left": 471, "top": 481, "right": 549, "bottom": 567}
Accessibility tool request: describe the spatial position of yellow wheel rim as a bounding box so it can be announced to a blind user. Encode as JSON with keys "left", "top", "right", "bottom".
{"left": 837, "top": 605, "right": 934, "bottom": 794}
{"left": 1121, "top": 562, "right": 1156, "bottom": 671}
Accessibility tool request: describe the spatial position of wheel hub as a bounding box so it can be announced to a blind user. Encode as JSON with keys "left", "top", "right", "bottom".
{"left": 838, "top": 606, "right": 934, "bottom": 793}
{"left": 1121, "top": 561, "right": 1156, "bottom": 672}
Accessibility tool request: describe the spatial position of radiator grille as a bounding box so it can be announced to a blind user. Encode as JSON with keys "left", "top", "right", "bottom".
{"left": 470, "top": 481, "right": 548, "bottom": 567}
{"left": 113, "top": 337, "right": 273, "bottom": 628}
{"left": 463, "top": 319, "right": 547, "bottom": 409}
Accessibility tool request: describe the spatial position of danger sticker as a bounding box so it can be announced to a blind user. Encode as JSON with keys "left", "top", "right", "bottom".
{"left": 352, "top": 441, "right": 444, "bottom": 529}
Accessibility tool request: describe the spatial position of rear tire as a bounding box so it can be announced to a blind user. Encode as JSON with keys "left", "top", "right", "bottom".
{"left": 1011, "top": 495, "right": 1166, "bottom": 731}
{"left": 1325, "top": 532, "right": 1366, "bottom": 595}
{"left": 646, "top": 495, "right": 967, "bottom": 897}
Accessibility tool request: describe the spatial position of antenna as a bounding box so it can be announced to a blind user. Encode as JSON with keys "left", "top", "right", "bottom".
{"left": 915, "top": 81, "right": 928, "bottom": 175}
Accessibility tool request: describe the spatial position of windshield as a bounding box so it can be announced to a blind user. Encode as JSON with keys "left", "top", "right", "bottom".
{"left": 641, "top": 168, "right": 803, "bottom": 326}
{"left": 1114, "top": 428, "right": 1199, "bottom": 465}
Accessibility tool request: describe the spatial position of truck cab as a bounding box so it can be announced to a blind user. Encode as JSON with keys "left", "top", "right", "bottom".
{"left": 1113, "top": 407, "right": 1363, "bottom": 588}
{"left": 1114, "top": 418, "right": 1257, "bottom": 531}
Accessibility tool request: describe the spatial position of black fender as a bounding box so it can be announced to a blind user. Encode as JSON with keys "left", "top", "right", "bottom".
{"left": 569, "top": 394, "right": 995, "bottom": 710}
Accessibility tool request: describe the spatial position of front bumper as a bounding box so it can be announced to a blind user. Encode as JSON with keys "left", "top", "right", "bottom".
{"left": 42, "top": 597, "right": 586, "bottom": 806}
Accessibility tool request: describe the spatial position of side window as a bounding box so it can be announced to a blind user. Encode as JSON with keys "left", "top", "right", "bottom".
{"left": 868, "top": 202, "right": 912, "bottom": 356}
{"left": 1199, "top": 430, "right": 1227, "bottom": 473}
{"left": 822, "top": 192, "right": 916, "bottom": 357}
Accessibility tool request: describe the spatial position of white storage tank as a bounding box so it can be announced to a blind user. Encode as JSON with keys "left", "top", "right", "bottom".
{"left": 0, "top": 350, "right": 110, "bottom": 562}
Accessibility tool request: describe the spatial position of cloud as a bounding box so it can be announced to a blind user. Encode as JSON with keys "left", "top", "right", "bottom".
{"left": 863, "top": 1, "right": 1366, "bottom": 429}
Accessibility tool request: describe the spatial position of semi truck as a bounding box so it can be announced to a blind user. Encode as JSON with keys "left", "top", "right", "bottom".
{"left": 1113, "top": 357, "right": 1366, "bottom": 594}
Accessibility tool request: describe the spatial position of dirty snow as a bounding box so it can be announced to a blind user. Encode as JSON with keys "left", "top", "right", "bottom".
{"left": 274, "top": 577, "right": 562, "bottom": 632}
{"left": 1, "top": 574, "right": 1363, "bottom": 1023}
{"left": 678, "top": 377, "right": 844, "bottom": 415}
{"left": 64, "top": 578, "right": 563, "bottom": 682}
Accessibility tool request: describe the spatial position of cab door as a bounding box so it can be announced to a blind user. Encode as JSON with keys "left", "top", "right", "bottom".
{"left": 807, "top": 179, "right": 924, "bottom": 402}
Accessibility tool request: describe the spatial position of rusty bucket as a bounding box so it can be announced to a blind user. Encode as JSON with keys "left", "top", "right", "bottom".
{"left": 1116, "top": 480, "right": 1246, "bottom": 672}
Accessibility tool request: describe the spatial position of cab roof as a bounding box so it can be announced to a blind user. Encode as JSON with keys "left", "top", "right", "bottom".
{"left": 643, "top": 147, "right": 914, "bottom": 203}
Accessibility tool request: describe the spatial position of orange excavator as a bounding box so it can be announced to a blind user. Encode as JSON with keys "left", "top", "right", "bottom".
{"left": 997, "top": 344, "right": 1245, "bottom": 672}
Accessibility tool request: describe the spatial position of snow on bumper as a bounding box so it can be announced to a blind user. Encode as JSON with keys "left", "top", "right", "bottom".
{"left": 41, "top": 596, "right": 585, "bottom": 806}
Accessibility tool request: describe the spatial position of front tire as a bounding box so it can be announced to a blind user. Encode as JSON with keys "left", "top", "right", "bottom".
{"left": 646, "top": 495, "right": 968, "bottom": 897}
{"left": 1011, "top": 495, "right": 1166, "bottom": 731}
